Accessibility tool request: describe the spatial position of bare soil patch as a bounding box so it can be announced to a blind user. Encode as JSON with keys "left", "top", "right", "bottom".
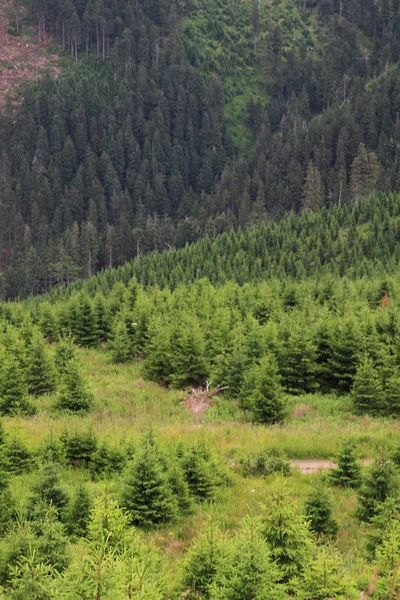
{"left": 291, "top": 458, "right": 373, "bottom": 474}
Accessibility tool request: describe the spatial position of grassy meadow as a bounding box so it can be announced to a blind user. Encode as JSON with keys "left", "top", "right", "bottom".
{"left": 3, "top": 346, "right": 397, "bottom": 590}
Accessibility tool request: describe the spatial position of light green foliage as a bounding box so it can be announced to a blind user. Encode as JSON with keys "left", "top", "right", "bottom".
{"left": 182, "top": 517, "right": 225, "bottom": 598}
{"left": 262, "top": 480, "right": 314, "bottom": 584}
{"left": 240, "top": 354, "right": 287, "bottom": 424}
{"left": 374, "top": 520, "right": 400, "bottom": 599}
{"left": 107, "top": 319, "right": 133, "bottom": 363}
{"left": 5, "top": 550, "right": 56, "bottom": 600}
{"left": 57, "top": 359, "right": 94, "bottom": 413}
{"left": 210, "top": 516, "right": 286, "bottom": 600}
{"left": 367, "top": 496, "right": 400, "bottom": 556}
{"left": 292, "top": 546, "right": 358, "bottom": 600}
{"left": 87, "top": 491, "right": 132, "bottom": 551}
{"left": 54, "top": 338, "right": 76, "bottom": 375}
{"left": 122, "top": 437, "right": 177, "bottom": 528}
{"left": 356, "top": 458, "right": 399, "bottom": 523}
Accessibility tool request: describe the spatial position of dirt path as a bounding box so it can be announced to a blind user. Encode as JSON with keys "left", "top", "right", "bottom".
{"left": 0, "top": 0, "right": 59, "bottom": 108}
{"left": 291, "top": 459, "right": 373, "bottom": 474}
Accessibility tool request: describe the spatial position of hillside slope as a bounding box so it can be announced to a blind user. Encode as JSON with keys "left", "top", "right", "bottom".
{"left": 1, "top": 0, "right": 400, "bottom": 298}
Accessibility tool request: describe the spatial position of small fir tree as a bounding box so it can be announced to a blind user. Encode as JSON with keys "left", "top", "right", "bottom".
{"left": 210, "top": 516, "right": 286, "bottom": 600}
{"left": 240, "top": 354, "right": 287, "bottom": 424}
{"left": 88, "top": 490, "right": 131, "bottom": 551}
{"left": 329, "top": 439, "right": 362, "bottom": 488}
{"left": 385, "top": 370, "right": 400, "bottom": 417}
{"left": 169, "top": 318, "right": 209, "bottom": 388}
{"left": 75, "top": 295, "right": 98, "bottom": 347}
{"left": 356, "top": 458, "right": 399, "bottom": 522}
{"left": 6, "top": 550, "right": 55, "bottom": 600}
{"left": 5, "top": 437, "right": 33, "bottom": 475}
{"left": 29, "top": 463, "right": 70, "bottom": 522}
{"left": 181, "top": 444, "right": 215, "bottom": 501}
{"left": 57, "top": 359, "right": 94, "bottom": 413}
{"left": 26, "top": 333, "right": 56, "bottom": 396}
{"left": 32, "top": 503, "right": 71, "bottom": 572}
{"left": 54, "top": 338, "right": 76, "bottom": 375}
{"left": 122, "top": 438, "right": 177, "bottom": 528}
{"left": 374, "top": 520, "right": 400, "bottom": 600}
{"left": 261, "top": 480, "right": 314, "bottom": 585}
{"left": 352, "top": 355, "right": 385, "bottom": 415}
{"left": 182, "top": 517, "right": 225, "bottom": 598}
{"left": 68, "top": 484, "right": 92, "bottom": 538}
{"left": 304, "top": 486, "right": 339, "bottom": 540}
{"left": 107, "top": 319, "right": 133, "bottom": 363}
{"left": 366, "top": 496, "right": 400, "bottom": 556}
{"left": 293, "top": 546, "right": 358, "bottom": 600}
{"left": 279, "top": 326, "right": 318, "bottom": 394}
{"left": 0, "top": 357, "right": 31, "bottom": 416}
{"left": 168, "top": 463, "right": 194, "bottom": 515}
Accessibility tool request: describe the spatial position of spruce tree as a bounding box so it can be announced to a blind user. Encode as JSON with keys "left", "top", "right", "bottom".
{"left": 57, "top": 359, "right": 94, "bottom": 413}
{"left": 181, "top": 444, "right": 215, "bottom": 501}
{"left": 5, "top": 437, "right": 33, "bottom": 475}
{"left": 304, "top": 486, "right": 339, "bottom": 540}
{"left": 352, "top": 355, "right": 385, "bottom": 415}
{"left": 168, "top": 463, "right": 194, "bottom": 515}
{"left": 366, "top": 496, "right": 400, "bottom": 556}
{"left": 0, "top": 357, "right": 31, "bottom": 416}
{"left": 26, "top": 333, "right": 56, "bottom": 396}
{"left": 302, "top": 161, "right": 325, "bottom": 212}
{"left": 107, "top": 319, "right": 133, "bottom": 363}
{"left": 68, "top": 484, "right": 92, "bottom": 538}
{"left": 32, "top": 504, "right": 71, "bottom": 572}
{"left": 122, "top": 438, "right": 177, "bottom": 528}
{"left": 169, "top": 318, "right": 209, "bottom": 389}
{"left": 210, "top": 516, "right": 285, "bottom": 600}
{"left": 261, "top": 480, "right": 314, "bottom": 585}
{"left": 293, "top": 546, "right": 357, "bottom": 600}
{"left": 29, "top": 463, "right": 70, "bottom": 522}
{"left": 240, "top": 354, "right": 287, "bottom": 424}
{"left": 356, "top": 458, "right": 399, "bottom": 522}
{"left": 75, "top": 295, "right": 98, "bottom": 347}
{"left": 182, "top": 517, "right": 225, "bottom": 598}
{"left": 6, "top": 550, "right": 55, "bottom": 600}
{"left": 385, "top": 370, "right": 400, "bottom": 417}
{"left": 279, "top": 326, "right": 318, "bottom": 394}
{"left": 0, "top": 449, "right": 14, "bottom": 534}
{"left": 329, "top": 439, "right": 362, "bottom": 488}
{"left": 328, "top": 319, "right": 360, "bottom": 394}
{"left": 374, "top": 520, "right": 400, "bottom": 600}
{"left": 54, "top": 337, "right": 76, "bottom": 375}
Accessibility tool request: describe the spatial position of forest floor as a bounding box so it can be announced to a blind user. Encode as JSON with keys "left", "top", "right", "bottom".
{"left": 0, "top": 0, "right": 59, "bottom": 109}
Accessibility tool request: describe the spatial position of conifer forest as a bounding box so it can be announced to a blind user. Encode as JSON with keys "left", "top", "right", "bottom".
{"left": 0, "top": 0, "right": 400, "bottom": 597}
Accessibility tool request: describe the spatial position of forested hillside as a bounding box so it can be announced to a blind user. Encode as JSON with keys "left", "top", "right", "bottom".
{"left": 2, "top": 0, "right": 400, "bottom": 296}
